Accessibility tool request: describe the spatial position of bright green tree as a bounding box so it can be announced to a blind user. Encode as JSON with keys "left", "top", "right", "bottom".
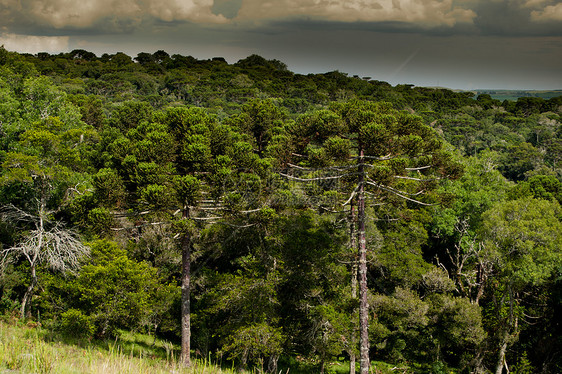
{"left": 479, "top": 198, "right": 562, "bottom": 374}
{"left": 69, "top": 239, "right": 173, "bottom": 337}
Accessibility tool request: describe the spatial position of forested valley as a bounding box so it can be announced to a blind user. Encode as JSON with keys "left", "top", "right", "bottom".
{"left": 0, "top": 47, "right": 561, "bottom": 374}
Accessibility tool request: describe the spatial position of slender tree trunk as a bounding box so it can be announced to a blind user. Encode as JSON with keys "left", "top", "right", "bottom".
{"left": 471, "top": 343, "right": 487, "bottom": 374}
{"left": 349, "top": 203, "right": 358, "bottom": 374}
{"left": 20, "top": 263, "right": 37, "bottom": 319}
{"left": 180, "top": 206, "right": 192, "bottom": 366}
{"left": 495, "top": 329, "right": 509, "bottom": 374}
{"left": 496, "top": 286, "right": 517, "bottom": 374}
{"left": 358, "top": 149, "right": 370, "bottom": 374}
{"left": 21, "top": 210, "right": 43, "bottom": 320}
{"left": 474, "top": 257, "right": 490, "bottom": 306}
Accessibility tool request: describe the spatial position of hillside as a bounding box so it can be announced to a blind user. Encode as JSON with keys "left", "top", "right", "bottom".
{"left": 0, "top": 47, "right": 561, "bottom": 373}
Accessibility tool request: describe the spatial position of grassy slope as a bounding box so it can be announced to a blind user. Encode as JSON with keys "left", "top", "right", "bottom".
{"left": 0, "top": 320, "right": 243, "bottom": 374}
{"left": 0, "top": 320, "right": 405, "bottom": 374}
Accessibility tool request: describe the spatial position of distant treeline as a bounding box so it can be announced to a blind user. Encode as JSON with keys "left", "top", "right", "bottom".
{"left": 475, "top": 89, "right": 562, "bottom": 101}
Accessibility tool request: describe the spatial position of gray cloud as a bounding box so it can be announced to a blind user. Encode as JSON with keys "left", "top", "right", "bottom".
{"left": 472, "top": 0, "right": 562, "bottom": 36}
{"left": 212, "top": 0, "right": 243, "bottom": 18}
{"left": 235, "top": 0, "right": 477, "bottom": 27}
{"left": 531, "top": 2, "right": 562, "bottom": 21}
{"left": 0, "top": 0, "right": 560, "bottom": 90}
{"left": 0, "top": 0, "right": 227, "bottom": 35}
{"left": 1, "top": 0, "right": 560, "bottom": 38}
{"left": 0, "top": 32, "right": 69, "bottom": 53}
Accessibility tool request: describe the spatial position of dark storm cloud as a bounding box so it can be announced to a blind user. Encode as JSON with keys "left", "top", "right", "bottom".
{"left": 231, "top": 0, "right": 562, "bottom": 37}
{"left": 235, "top": 0, "right": 477, "bottom": 28}
{"left": 2, "top": 1, "right": 561, "bottom": 39}
{"left": 212, "top": 0, "right": 243, "bottom": 19}
{"left": 473, "top": 0, "right": 562, "bottom": 36}
{"left": 256, "top": 18, "right": 479, "bottom": 37}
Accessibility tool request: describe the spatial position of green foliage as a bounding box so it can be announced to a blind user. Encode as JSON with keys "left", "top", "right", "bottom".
{"left": 93, "top": 168, "right": 126, "bottom": 207}
{"left": 58, "top": 308, "right": 95, "bottom": 339}
{"left": 498, "top": 142, "right": 544, "bottom": 181}
{"left": 86, "top": 207, "right": 114, "bottom": 236}
{"left": 511, "top": 352, "right": 535, "bottom": 374}
{"left": 64, "top": 240, "right": 174, "bottom": 337}
{"left": 377, "top": 215, "right": 432, "bottom": 288}
{"left": 509, "top": 174, "right": 562, "bottom": 204}
{"left": 427, "top": 294, "right": 485, "bottom": 350}
{"left": 222, "top": 322, "right": 284, "bottom": 368}
{"left": 481, "top": 198, "right": 562, "bottom": 286}
{"left": 2, "top": 49, "right": 562, "bottom": 373}
{"left": 175, "top": 175, "right": 201, "bottom": 206}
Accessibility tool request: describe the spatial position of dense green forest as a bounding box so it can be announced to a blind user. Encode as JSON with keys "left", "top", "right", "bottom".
{"left": 0, "top": 47, "right": 561, "bottom": 373}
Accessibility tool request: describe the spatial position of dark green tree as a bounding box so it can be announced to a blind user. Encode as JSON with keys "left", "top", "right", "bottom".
{"left": 279, "top": 100, "right": 461, "bottom": 373}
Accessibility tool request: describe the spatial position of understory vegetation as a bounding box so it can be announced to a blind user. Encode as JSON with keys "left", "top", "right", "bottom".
{"left": 0, "top": 47, "right": 561, "bottom": 373}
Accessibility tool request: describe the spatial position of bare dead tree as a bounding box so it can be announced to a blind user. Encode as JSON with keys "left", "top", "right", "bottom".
{"left": 0, "top": 204, "right": 89, "bottom": 318}
{"left": 442, "top": 218, "right": 493, "bottom": 305}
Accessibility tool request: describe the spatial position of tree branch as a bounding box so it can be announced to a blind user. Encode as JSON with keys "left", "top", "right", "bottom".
{"left": 351, "top": 153, "right": 393, "bottom": 161}
{"left": 394, "top": 175, "right": 440, "bottom": 182}
{"left": 364, "top": 181, "right": 434, "bottom": 206}
{"left": 279, "top": 172, "right": 354, "bottom": 182}
{"left": 405, "top": 165, "right": 433, "bottom": 171}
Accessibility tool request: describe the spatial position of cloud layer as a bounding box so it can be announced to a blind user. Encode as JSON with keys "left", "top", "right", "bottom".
{"left": 531, "top": 3, "right": 562, "bottom": 22}
{"left": 0, "top": 0, "right": 560, "bottom": 35}
{"left": 0, "top": 0, "right": 560, "bottom": 90}
{"left": 236, "top": 0, "right": 476, "bottom": 27}
{"left": 0, "top": 0, "right": 227, "bottom": 32}
{"left": 0, "top": 33, "right": 69, "bottom": 53}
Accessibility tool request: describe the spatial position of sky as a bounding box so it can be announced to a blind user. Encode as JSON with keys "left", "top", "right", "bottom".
{"left": 1, "top": 0, "right": 561, "bottom": 90}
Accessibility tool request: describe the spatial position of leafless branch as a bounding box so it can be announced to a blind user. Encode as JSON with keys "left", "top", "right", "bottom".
{"left": 394, "top": 175, "right": 440, "bottom": 182}
{"left": 286, "top": 163, "right": 358, "bottom": 173}
{"left": 342, "top": 183, "right": 361, "bottom": 206}
{"left": 1, "top": 223, "right": 89, "bottom": 274}
{"left": 319, "top": 206, "right": 348, "bottom": 214}
{"left": 352, "top": 153, "right": 393, "bottom": 161}
{"left": 0, "top": 204, "right": 39, "bottom": 224}
{"left": 238, "top": 208, "right": 262, "bottom": 214}
{"left": 366, "top": 178, "right": 425, "bottom": 197}
{"left": 279, "top": 172, "right": 352, "bottom": 182}
{"left": 364, "top": 181, "right": 433, "bottom": 206}
{"left": 111, "top": 221, "right": 171, "bottom": 231}
{"left": 405, "top": 165, "right": 433, "bottom": 171}
{"left": 191, "top": 216, "right": 222, "bottom": 221}
{"left": 216, "top": 222, "right": 257, "bottom": 229}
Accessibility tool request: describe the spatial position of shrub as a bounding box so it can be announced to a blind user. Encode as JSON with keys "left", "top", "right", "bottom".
{"left": 59, "top": 309, "right": 95, "bottom": 339}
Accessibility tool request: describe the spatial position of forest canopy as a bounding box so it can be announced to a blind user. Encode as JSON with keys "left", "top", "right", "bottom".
{"left": 0, "top": 47, "right": 561, "bottom": 374}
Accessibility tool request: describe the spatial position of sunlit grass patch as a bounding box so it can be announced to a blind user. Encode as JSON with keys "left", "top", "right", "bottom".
{"left": 0, "top": 320, "right": 247, "bottom": 373}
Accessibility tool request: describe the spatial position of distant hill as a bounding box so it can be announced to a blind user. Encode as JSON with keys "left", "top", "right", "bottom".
{"left": 474, "top": 89, "right": 562, "bottom": 101}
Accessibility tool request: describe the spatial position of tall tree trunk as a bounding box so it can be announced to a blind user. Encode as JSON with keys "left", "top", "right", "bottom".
{"left": 349, "top": 203, "right": 358, "bottom": 374}
{"left": 180, "top": 206, "right": 192, "bottom": 366}
{"left": 358, "top": 149, "right": 370, "bottom": 374}
{"left": 20, "top": 263, "right": 37, "bottom": 319}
